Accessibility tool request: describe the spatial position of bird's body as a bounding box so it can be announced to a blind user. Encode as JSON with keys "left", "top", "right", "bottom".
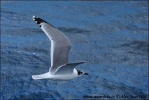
{"left": 32, "top": 16, "right": 88, "bottom": 81}
{"left": 32, "top": 68, "right": 78, "bottom": 81}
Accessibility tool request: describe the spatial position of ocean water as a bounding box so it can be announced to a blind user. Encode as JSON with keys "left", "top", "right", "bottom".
{"left": 1, "top": 1, "right": 148, "bottom": 100}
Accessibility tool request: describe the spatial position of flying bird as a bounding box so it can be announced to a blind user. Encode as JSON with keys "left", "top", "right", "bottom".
{"left": 32, "top": 16, "right": 88, "bottom": 80}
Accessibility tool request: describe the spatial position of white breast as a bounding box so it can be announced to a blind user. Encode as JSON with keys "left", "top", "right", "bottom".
{"left": 50, "top": 68, "right": 78, "bottom": 80}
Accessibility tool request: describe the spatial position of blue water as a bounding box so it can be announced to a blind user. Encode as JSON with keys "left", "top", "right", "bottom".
{"left": 1, "top": 1, "right": 148, "bottom": 99}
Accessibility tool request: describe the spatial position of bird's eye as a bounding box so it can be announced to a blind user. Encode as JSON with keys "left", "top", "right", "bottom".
{"left": 77, "top": 70, "right": 83, "bottom": 75}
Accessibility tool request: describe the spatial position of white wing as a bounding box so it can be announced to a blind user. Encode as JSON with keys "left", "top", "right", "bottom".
{"left": 33, "top": 16, "right": 72, "bottom": 74}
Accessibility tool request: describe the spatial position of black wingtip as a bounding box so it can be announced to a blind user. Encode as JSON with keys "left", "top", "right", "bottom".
{"left": 32, "top": 16, "right": 48, "bottom": 25}
{"left": 32, "top": 16, "right": 56, "bottom": 28}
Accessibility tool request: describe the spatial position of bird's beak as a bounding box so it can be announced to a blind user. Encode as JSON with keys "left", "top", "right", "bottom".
{"left": 84, "top": 73, "right": 89, "bottom": 75}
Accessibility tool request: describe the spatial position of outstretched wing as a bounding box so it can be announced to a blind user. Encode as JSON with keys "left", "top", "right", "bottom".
{"left": 33, "top": 16, "right": 72, "bottom": 74}
{"left": 54, "top": 62, "right": 85, "bottom": 75}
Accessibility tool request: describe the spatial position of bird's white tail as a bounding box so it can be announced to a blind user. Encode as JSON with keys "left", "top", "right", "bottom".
{"left": 32, "top": 72, "right": 51, "bottom": 80}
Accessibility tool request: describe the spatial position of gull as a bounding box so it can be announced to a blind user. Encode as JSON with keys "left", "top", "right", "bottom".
{"left": 32, "top": 16, "right": 88, "bottom": 80}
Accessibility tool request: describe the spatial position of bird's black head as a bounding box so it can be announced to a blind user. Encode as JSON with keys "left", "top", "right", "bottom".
{"left": 77, "top": 69, "right": 89, "bottom": 76}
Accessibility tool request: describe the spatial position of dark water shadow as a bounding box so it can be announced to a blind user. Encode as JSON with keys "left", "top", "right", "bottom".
{"left": 12, "top": 92, "right": 64, "bottom": 100}
{"left": 58, "top": 27, "right": 90, "bottom": 34}
{"left": 113, "top": 40, "right": 148, "bottom": 55}
{"left": 101, "top": 78, "right": 147, "bottom": 96}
